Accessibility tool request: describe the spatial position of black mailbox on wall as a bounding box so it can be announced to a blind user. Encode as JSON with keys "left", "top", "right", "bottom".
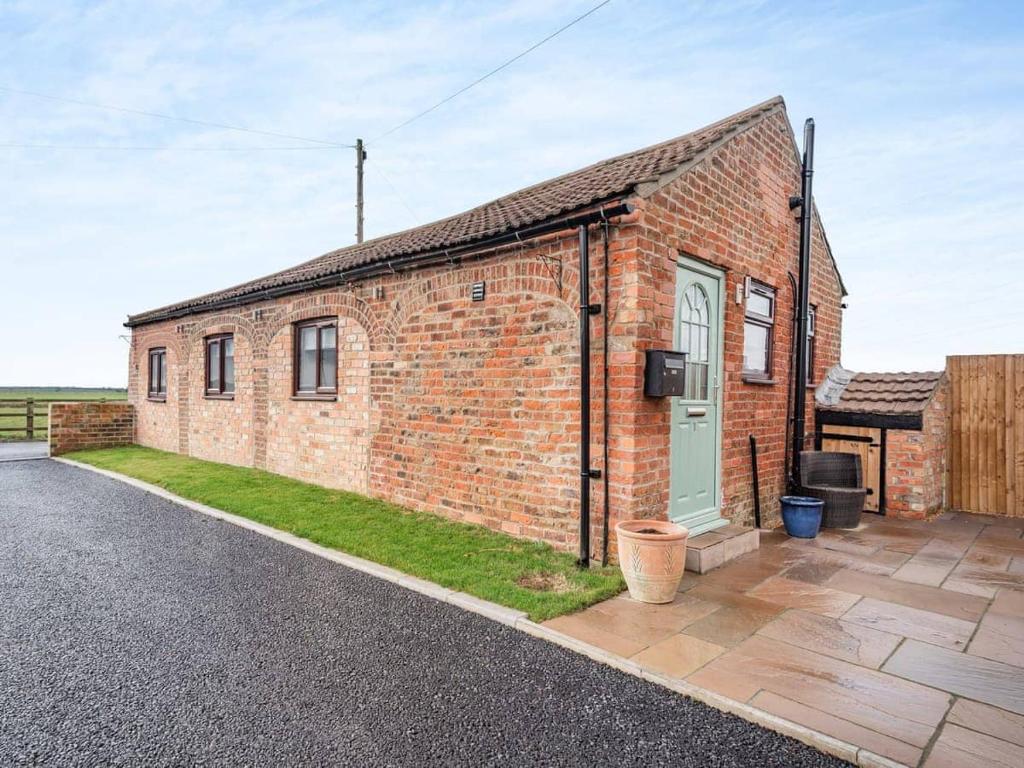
{"left": 644, "top": 350, "right": 688, "bottom": 397}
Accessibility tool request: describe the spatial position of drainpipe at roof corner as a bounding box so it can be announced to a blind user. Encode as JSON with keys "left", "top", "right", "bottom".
{"left": 577, "top": 222, "right": 604, "bottom": 569}
{"left": 784, "top": 272, "right": 799, "bottom": 490}
{"left": 601, "top": 221, "right": 611, "bottom": 567}
{"left": 790, "top": 118, "right": 815, "bottom": 491}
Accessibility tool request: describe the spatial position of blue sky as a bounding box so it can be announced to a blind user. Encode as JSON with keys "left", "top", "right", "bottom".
{"left": 1, "top": 0, "right": 1021, "bottom": 386}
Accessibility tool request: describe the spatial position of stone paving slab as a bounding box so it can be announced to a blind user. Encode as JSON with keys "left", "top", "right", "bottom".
{"left": 545, "top": 511, "right": 1024, "bottom": 767}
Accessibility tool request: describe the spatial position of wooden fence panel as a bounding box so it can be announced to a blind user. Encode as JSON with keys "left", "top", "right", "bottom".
{"left": 822, "top": 426, "right": 881, "bottom": 512}
{"left": 948, "top": 354, "right": 1024, "bottom": 517}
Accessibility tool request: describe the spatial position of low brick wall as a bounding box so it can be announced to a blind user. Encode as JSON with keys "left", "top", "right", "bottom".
{"left": 48, "top": 402, "right": 136, "bottom": 456}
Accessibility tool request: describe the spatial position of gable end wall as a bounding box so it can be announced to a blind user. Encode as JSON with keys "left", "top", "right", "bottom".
{"left": 621, "top": 108, "right": 844, "bottom": 530}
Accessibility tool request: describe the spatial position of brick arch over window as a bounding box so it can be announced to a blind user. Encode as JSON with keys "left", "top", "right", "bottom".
{"left": 182, "top": 319, "right": 257, "bottom": 467}
{"left": 180, "top": 314, "right": 260, "bottom": 460}
{"left": 371, "top": 260, "right": 582, "bottom": 548}
{"left": 183, "top": 314, "right": 259, "bottom": 359}
{"left": 382, "top": 252, "right": 579, "bottom": 345}
{"left": 263, "top": 298, "right": 374, "bottom": 492}
{"left": 131, "top": 331, "right": 183, "bottom": 454}
{"left": 265, "top": 292, "right": 383, "bottom": 351}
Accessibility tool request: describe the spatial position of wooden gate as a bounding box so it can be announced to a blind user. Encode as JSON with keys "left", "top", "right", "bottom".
{"left": 948, "top": 354, "right": 1024, "bottom": 517}
{"left": 821, "top": 426, "right": 882, "bottom": 513}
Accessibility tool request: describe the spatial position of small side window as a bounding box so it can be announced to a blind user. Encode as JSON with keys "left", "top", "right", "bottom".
{"left": 148, "top": 348, "right": 167, "bottom": 400}
{"left": 806, "top": 306, "right": 817, "bottom": 384}
{"left": 205, "top": 334, "right": 235, "bottom": 397}
{"left": 743, "top": 281, "right": 775, "bottom": 381}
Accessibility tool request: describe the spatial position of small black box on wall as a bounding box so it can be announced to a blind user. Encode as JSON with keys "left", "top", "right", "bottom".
{"left": 644, "top": 350, "right": 688, "bottom": 397}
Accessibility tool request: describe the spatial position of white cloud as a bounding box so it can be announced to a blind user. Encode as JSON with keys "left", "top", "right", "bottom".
{"left": 0, "top": 0, "right": 1021, "bottom": 384}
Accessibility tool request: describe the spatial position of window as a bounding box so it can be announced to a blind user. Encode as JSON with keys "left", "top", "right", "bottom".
{"left": 806, "top": 306, "right": 817, "bottom": 383}
{"left": 205, "top": 334, "right": 235, "bottom": 397}
{"left": 294, "top": 318, "right": 337, "bottom": 397}
{"left": 148, "top": 348, "right": 167, "bottom": 400}
{"left": 679, "top": 282, "right": 712, "bottom": 400}
{"left": 743, "top": 280, "right": 775, "bottom": 381}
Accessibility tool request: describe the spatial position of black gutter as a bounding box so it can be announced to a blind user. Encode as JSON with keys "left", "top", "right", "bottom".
{"left": 125, "top": 202, "right": 635, "bottom": 328}
{"left": 790, "top": 118, "right": 815, "bottom": 490}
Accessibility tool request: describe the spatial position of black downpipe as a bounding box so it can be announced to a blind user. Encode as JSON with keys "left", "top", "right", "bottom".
{"left": 749, "top": 435, "right": 762, "bottom": 528}
{"left": 601, "top": 223, "right": 611, "bottom": 566}
{"left": 790, "top": 118, "right": 815, "bottom": 490}
{"left": 578, "top": 224, "right": 594, "bottom": 567}
{"left": 879, "top": 428, "right": 888, "bottom": 515}
{"left": 784, "top": 272, "right": 799, "bottom": 486}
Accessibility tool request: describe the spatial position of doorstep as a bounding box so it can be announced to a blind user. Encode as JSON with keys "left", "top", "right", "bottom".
{"left": 686, "top": 524, "right": 760, "bottom": 574}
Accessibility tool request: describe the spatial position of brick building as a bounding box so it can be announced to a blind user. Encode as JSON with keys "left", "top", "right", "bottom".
{"left": 816, "top": 370, "right": 949, "bottom": 520}
{"left": 125, "top": 96, "right": 846, "bottom": 561}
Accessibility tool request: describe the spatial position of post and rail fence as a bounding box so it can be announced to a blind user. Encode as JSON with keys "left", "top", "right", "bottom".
{"left": 0, "top": 397, "right": 112, "bottom": 441}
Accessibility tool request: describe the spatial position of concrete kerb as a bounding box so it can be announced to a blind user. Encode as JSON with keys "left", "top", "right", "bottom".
{"left": 52, "top": 456, "right": 896, "bottom": 767}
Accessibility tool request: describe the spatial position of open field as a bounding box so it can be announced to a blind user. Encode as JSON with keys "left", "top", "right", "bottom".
{"left": 0, "top": 387, "right": 127, "bottom": 441}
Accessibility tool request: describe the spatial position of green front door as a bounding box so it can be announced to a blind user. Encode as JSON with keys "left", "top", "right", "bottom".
{"left": 669, "top": 258, "right": 726, "bottom": 535}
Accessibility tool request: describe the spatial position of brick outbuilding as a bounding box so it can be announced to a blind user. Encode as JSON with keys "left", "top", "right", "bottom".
{"left": 816, "top": 369, "right": 948, "bottom": 520}
{"left": 126, "top": 96, "right": 846, "bottom": 562}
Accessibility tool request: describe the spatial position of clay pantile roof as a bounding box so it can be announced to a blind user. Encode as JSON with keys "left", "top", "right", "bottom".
{"left": 128, "top": 96, "right": 787, "bottom": 326}
{"left": 824, "top": 370, "right": 945, "bottom": 416}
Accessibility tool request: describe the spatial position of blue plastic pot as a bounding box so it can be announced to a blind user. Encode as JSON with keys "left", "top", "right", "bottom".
{"left": 781, "top": 496, "right": 824, "bottom": 539}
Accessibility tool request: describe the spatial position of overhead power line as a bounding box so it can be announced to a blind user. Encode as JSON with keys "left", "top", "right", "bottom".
{"left": 0, "top": 85, "right": 353, "bottom": 147}
{"left": 0, "top": 142, "right": 343, "bottom": 151}
{"left": 372, "top": 157, "right": 423, "bottom": 225}
{"left": 370, "top": 0, "right": 612, "bottom": 143}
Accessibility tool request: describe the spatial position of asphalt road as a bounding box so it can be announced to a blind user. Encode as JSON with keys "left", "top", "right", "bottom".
{"left": 0, "top": 460, "right": 846, "bottom": 767}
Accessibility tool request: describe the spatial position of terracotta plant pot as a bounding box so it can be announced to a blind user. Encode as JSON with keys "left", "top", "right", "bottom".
{"left": 615, "top": 519, "right": 689, "bottom": 604}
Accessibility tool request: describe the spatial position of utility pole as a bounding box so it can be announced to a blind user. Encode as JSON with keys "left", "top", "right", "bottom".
{"left": 355, "top": 138, "right": 366, "bottom": 243}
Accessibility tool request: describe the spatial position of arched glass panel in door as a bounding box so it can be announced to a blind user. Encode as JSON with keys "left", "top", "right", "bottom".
{"left": 678, "top": 282, "right": 711, "bottom": 400}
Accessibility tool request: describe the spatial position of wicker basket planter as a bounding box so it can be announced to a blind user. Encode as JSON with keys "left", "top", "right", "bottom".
{"left": 798, "top": 450, "right": 868, "bottom": 529}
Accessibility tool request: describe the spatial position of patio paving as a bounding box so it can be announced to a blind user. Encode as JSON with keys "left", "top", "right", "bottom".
{"left": 543, "top": 511, "right": 1024, "bottom": 767}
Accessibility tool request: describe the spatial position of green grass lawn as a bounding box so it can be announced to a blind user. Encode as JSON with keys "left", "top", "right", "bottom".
{"left": 65, "top": 446, "right": 624, "bottom": 621}
{"left": 0, "top": 387, "right": 127, "bottom": 441}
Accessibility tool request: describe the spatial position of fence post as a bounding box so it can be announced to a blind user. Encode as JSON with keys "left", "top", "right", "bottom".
{"left": 26, "top": 398, "right": 34, "bottom": 439}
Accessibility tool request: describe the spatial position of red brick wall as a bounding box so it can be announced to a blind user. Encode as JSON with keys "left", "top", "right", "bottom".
{"left": 615, "top": 108, "right": 844, "bottom": 533}
{"left": 188, "top": 326, "right": 255, "bottom": 467}
{"left": 127, "top": 242, "right": 597, "bottom": 549}
{"left": 887, "top": 377, "right": 949, "bottom": 519}
{"left": 129, "top": 328, "right": 181, "bottom": 453}
{"left": 126, "top": 105, "right": 845, "bottom": 552}
{"left": 49, "top": 402, "right": 135, "bottom": 456}
{"left": 266, "top": 313, "right": 371, "bottom": 491}
{"left": 372, "top": 266, "right": 581, "bottom": 545}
